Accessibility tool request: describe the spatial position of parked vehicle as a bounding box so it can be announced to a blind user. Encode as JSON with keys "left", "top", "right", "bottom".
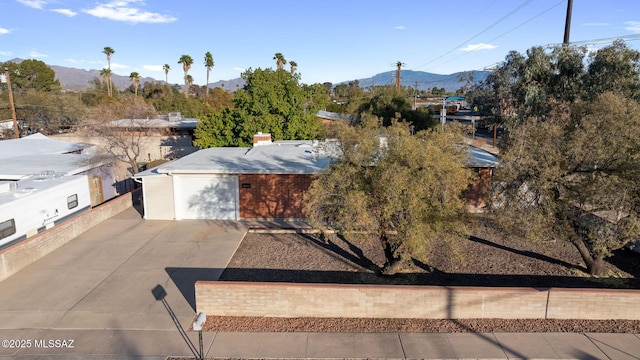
{"left": 0, "top": 174, "right": 91, "bottom": 249}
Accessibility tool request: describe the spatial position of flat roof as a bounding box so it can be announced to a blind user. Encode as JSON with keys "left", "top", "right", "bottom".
{"left": 0, "top": 133, "right": 101, "bottom": 180}
{"left": 0, "top": 133, "right": 85, "bottom": 160}
{"left": 135, "top": 140, "right": 332, "bottom": 177}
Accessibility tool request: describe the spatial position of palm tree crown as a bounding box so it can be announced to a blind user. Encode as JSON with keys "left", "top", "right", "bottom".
{"left": 178, "top": 54, "right": 194, "bottom": 97}
{"left": 129, "top": 71, "right": 141, "bottom": 96}
{"left": 204, "top": 51, "right": 214, "bottom": 97}
{"left": 273, "top": 52, "right": 287, "bottom": 70}
{"left": 162, "top": 64, "right": 170, "bottom": 84}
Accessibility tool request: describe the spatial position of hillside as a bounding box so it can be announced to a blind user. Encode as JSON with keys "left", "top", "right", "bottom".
{"left": 347, "top": 69, "right": 490, "bottom": 92}
{"left": 4, "top": 58, "right": 488, "bottom": 92}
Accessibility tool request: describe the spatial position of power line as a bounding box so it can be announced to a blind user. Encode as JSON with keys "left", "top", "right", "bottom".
{"left": 415, "top": 0, "right": 533, "bottom": 70}
{"left": 426, "top": 0, "right": 565, "bottom": 72}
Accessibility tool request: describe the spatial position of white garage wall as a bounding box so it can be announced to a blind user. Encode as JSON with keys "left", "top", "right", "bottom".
{"left": 173, "top": 175, "right": 239, "bottom": 220}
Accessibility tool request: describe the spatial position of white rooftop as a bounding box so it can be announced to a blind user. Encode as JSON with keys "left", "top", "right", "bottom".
{"left": 0, "top": 133, "right": 85, "bottom": 160}
{"left": 135, "top": 140, "right": 332, "bottom": 177}
{"left": 0, "top": 133, "right": 97, "bottom": 180}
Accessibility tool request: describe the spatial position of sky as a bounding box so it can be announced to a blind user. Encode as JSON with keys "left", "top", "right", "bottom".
{"left": 2, "top": 0, "right": 640, "bottom": 86}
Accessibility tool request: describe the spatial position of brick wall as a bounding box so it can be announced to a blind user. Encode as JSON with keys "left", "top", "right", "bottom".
{"left": 195, "top": 281, "right": 640, "bottom": 320}
{"left": 239, "top": 174, "right": 314, "bottom": 219}
{"left": 0, "top": 193, "right": 133, "bottom": 283}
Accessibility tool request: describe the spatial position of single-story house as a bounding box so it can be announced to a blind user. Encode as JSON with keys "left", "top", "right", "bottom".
{"left": 133, "top": 133, "right": 332, "bottom": 220}
{"left": 134, "top": 132, "right": 500, "bottom": 220}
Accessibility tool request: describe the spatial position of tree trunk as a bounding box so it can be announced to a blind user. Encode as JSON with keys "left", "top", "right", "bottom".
{"left": 571, "top": 237, "right": 606, "bottom": 276}
{"left": 378, "top": 233, "right": 402, "bottom": 275}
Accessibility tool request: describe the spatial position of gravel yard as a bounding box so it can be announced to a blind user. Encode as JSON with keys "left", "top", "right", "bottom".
{"left": 203, "top": 218, "right": 640, "bottom": 333}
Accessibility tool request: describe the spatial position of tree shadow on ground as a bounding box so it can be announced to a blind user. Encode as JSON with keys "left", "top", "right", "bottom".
{"left": 298, "top": 232, "right": 380, "bottom": 272}
{"left": 467, "top": 235, "right": 583, "bottom": 271}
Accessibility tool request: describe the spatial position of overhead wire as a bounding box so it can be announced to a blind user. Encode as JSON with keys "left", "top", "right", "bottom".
{"left": 426, "top": 0, "right": 566, "bottom": 72}
{"left": 414, "top": 0, "right": 533, "bottom": 70}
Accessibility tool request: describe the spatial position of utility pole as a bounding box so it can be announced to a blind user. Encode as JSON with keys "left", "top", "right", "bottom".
{"left": 413, "top": 81, "right": 419, "bottom": 110}
{"left": 3, "top": 67, "right": 19, "bottom": 139}
{"left": 563, "top": 0, "right": 573, "bottom": 44}
{"left": 396, "top": 61, "right": 403, "bottom": 93}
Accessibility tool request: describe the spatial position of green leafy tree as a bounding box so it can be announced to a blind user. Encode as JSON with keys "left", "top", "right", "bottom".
{"left": 304, "top": 118, "right": 474, "bottom": 275}
{"left": 1, "top": 60, "right": 60, "bottom": 94}
{"left": 194, "top": 67, "right": 328, "bottom": 147}
{"left": 492, "top": 93, "right": 640, "bottom": 275}
{"left": 204, "top": 51, "right": 214, "bottom": 97}
{"left": 488, "top": 42, "right": 640, "bottom": 275}
{"left": 129, "top": 71, "right": 141, "bottom": 96}
{"left": 583, "top": 39, "right": 640, "bottom": 101}
{"left": 178, "top": 54, "right": 194, "bottom": 98}
{"left": 358, "top": 87, "right": 436, "bottom": 131}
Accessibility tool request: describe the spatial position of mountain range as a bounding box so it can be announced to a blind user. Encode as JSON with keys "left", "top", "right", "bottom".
{"left": 7, "top": 58, "right": 489, "bottom": 92}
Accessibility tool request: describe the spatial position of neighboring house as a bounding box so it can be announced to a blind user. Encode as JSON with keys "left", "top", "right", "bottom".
{"left": 53, "top": 112, "right": 201, "bottom": 183}
{"left": 0, "top": 133, "right": 116, "bottom": 206}
{"left": 134, "top": 133, "right": 331, "bottom": 220}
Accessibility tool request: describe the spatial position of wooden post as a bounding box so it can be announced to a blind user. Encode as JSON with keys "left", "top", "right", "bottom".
{"left": 4, "top": 67, "right": 19, "bottom": 139}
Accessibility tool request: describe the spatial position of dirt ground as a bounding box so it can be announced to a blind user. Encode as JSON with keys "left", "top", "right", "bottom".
{"left": 205, "top": 218, "right": 640, "bottom": 333}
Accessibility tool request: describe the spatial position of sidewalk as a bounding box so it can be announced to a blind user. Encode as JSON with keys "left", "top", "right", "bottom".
{"left": 1, "top": 329, "right": 639, "bottom": 359}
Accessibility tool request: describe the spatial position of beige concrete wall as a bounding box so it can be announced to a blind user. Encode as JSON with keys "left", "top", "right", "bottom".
{"left": 195, "top": 281, "right": 640, "bottom": 320}
{"left": 0, "top": 193, "right": 133, "bottom": 283}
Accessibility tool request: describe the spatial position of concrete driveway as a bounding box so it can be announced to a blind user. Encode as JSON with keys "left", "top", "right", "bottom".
{"left": 0, "top": 207, "right": 247, "bottom": 359}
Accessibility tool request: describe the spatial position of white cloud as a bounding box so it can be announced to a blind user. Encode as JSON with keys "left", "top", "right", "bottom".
{"left": 109, "top": 62, "right": 129, "bottom": 70}
{"left": 0, "top": 51, "right": 13, "bottom": 56}
{"left": 460, "top": 43, "right": 498, "bottom": 52}
{"left": 52, "top": 8, "right": 77, "bottom": 17}
{"left": 233, "top": 67, "right": 244, "bottom": 71}
{"left": 17, "top": 0, "right": 47, "bottom": 9}
{"left": 83, "top": 0, "right": 177, "bottom": 24}
{"left": 394, "top": 25, "right": 406, "bottom": 30}
{"left": 64, "top": 58, "right": 79, "bottom": 64}
{"left": 625, "top": 21, "right": 640, "bottom": 34}
{"left": 143, "top": 64, "right": 162, "bottom": 72}
{"left": 29, "top": 50, "right": 47, "bottom": 58}
{"left": 0, "top": 28, "right": 10, "bottom": 35}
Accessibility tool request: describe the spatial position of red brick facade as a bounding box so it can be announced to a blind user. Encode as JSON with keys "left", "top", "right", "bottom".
{"left": 239, "top": 174, "right": 314, "bottom": 218}
{"left": 464, "top": 167, "right": 493, "bottom": 212}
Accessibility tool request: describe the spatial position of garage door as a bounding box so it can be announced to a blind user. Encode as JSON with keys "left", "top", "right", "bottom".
{"left": 173, "top": 175, "right": 238, "bottom": 220}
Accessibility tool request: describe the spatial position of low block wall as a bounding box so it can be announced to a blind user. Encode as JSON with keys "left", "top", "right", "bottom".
{"left": 0, "top": 192, "right": 134, "bottom": 283}
{"left": 195, "top": 281, "right": 640, "bottom": 320}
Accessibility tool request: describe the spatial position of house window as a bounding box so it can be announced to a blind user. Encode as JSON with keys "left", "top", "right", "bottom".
{"left": 67, "top": 194, "right": 79, "bottom": 209}
{"left": 0, "top": 219, "right": 16, "bottom": 240}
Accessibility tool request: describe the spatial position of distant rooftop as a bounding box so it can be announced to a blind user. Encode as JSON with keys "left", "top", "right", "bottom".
{"left": 108, "top": 112, "right": 200, "bottom": 129}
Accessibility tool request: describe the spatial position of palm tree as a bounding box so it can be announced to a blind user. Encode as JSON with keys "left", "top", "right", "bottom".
{"left": 102, "top": 47, "right": 115, "bottom": 97}
{"left": 178, "top": 54, "right": 194, "bottom": 97}
{"left": 273, "top": 52, "right": 286, "bottom": 70}
{"left": 289, "top": 60, "right": 298, "bottom": 74}
{"left": 162, "top": 64, "right": 170, "bottom": 84}
{"left": 129, "top": 71, "right": 141, "bottom": 96}
{"left": 204, "top": 51, "right": 214, "bottom": 98}
{"left": 100, "top": 68, "right": 112, "bottom": 97}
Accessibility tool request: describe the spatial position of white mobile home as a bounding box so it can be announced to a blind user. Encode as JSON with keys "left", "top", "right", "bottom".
{"left": 0, "top": 174, "right": 92, "bottom": 249}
